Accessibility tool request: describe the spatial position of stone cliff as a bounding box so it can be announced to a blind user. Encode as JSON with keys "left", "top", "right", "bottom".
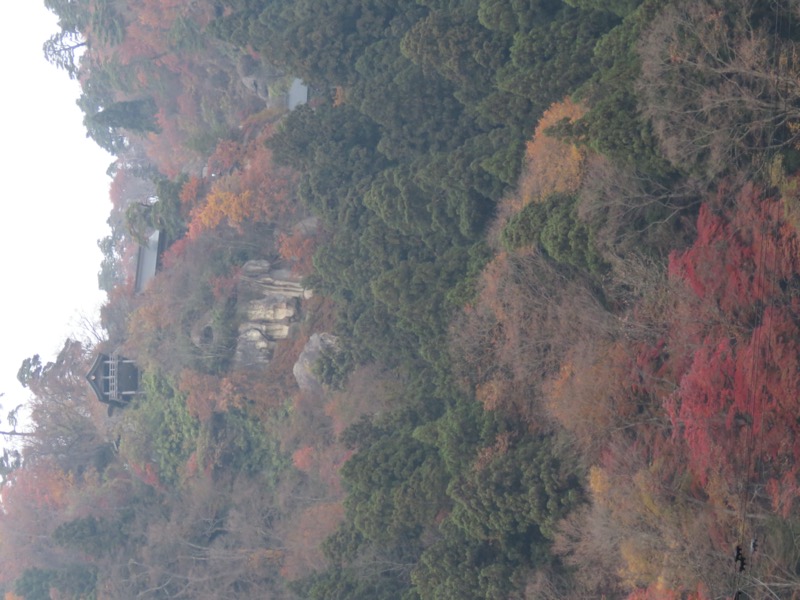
{"left": 233, "top": 260, "right": 312, "bottom": 368}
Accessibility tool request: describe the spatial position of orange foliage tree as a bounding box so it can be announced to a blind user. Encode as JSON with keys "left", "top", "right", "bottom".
{"left": 277, "top": 229, "right": 317, "bottom": 276}
{"left": 291, "top": 445, "right": 315, "bottom": 472}
{"left": 187, "top": 189, "right": 254, "bottom": 238}
{"left": 186, "top": 141, "right": 298, "bottom": 237}
{"left": 559, "top": 437, "right": 730, "bottom": 595}
{"left": 2, "top": 462, "right": 73, "bottom": 514}
{"left": 179, "top": 367, "right": 285, "bottom": 424}
{"left": 205, "top": 139, "right": 243, "bottom": 176}
{"left": 233, "top": 143, "right": 297, "bottom": 223}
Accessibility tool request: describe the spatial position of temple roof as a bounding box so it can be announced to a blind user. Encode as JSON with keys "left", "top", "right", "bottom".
{"left": 86, "top": 352, "right": 111, "bottom": 405}
{"left": 134, "top": 230, "right": 166, "bottom": 294}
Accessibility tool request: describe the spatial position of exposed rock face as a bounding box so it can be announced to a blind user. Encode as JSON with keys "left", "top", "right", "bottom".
{"left": 233, "top": 260, "right": 311, "bottom": 368}
{"left": 236, "top": 55, "right": 309, "bottom": 109}
{"left": 239, "top": 259, "right": 312, "bottom": 299}
{"left": 293, "top": 333, "right": 340, "bottom": 392}
{"left": 293, "top": 216, "right": 318, "bottom": 237}
{"left": 242, "top": 299, "right": 296, "bottom": 322}
{"left": 237, "top": 55, "right": 277, "bottom": 101}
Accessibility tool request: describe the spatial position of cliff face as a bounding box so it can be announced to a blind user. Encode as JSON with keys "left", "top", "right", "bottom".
{"left": 233, "top": 260, "right": 312, "bottom": 368}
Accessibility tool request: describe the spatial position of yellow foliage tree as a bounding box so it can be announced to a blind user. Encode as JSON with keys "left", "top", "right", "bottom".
{"left": 188, "top": 189, "right": 253, "bottom": 238}
{"left": 519, "top": 97, "right": 587, "bottom": 206}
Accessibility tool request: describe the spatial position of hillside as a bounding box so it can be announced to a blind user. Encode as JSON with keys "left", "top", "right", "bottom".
{"left": 5, "top": 0, "right": 800, "bottom": 598}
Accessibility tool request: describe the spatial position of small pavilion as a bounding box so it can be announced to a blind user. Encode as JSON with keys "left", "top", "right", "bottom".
{"left": 86, "top": 352, "right": 141, "bottom": 414}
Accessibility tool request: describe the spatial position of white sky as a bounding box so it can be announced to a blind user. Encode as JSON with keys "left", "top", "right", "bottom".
{"left": 0, "top": 5, "right": 112, "bottom": 417}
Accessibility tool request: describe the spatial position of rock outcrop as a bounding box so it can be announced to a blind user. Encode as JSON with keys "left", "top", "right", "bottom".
{"left": 233, "top": 260, "right": 311, "bottom": 368}
{"left": 293, "top": 333, "right": 340, "bottom": 392}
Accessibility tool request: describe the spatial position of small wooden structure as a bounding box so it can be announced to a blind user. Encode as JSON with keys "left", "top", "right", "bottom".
{"left": 86, "top": 352, "right": 141, "bottom": 414}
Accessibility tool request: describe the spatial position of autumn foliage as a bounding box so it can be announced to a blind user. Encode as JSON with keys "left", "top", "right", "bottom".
{"left": 450, "top": 248, "right": 613, "bottom": 421}
{"left": 179, "top": 369, "right": 239, "bottom": 422}
{"left": 552, "top": 179, "right": 800, "bottom": 595}
{"left": 657, "top": 184, "right": 800, "bottom": 513}
{"left": 184, "top": 131, "right": 299, "bottom": 239}
{"left": 188, "top": 189, "right": 254, "bottom": 237}
{"left": 34, "top": 0, "right": 800, "bottom": 597}
{"left": 543, "top": 340, "right": 645, "bottom": 457}
{"left": 489, "top": 98, "right": 591, "bottom": 249}
{"left": 456, "top": 165, "right": 800, "bottom": 596}
{"left": 277, "top": 229, "right": 317, "bottom": 276}
{"left": 519, "top": 98, "right": 587, "bottom": 206}
{"left": 179, "top": 175, "right": 205, "bottom": 206}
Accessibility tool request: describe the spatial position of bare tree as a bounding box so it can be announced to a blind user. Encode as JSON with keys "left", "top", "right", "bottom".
{"left": 449, "top": 249, "right": 617, "bottom": 420}
{"left": 16, "top": 340, "right": 112, "bottom": 474}
{"left": 638, "top": 0, "right": 800, "bottom": 179}
{"left": 114, "top": 475, "right": 290, "bottom": 599}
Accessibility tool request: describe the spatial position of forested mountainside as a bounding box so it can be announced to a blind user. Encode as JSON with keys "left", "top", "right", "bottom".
{"left": 6, "top": 0, "right": 800, "bottom": 598}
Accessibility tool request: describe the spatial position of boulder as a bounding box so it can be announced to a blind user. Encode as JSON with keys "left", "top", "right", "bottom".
{"left": 293, "top": 333, "right": 340, "bottom": 392}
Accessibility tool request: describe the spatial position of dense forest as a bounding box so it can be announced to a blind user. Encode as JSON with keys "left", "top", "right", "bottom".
{"left": 4, "top": 0, "right": 800, "bottom": 598}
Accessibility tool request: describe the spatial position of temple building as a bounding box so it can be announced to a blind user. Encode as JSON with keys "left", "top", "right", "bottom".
{"left": 134, "top": 229, "right": 166, "bottom": 294}
{"left": 86, "top": 352, "right": 141, "bottom": 414}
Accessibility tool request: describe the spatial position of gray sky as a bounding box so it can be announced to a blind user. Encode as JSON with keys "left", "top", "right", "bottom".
{"left": 0, "top": 4, "right": 112, "bottom": 416}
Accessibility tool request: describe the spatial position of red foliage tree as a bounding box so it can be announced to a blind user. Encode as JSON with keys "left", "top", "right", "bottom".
{"left": 179, "top": 175, "right": 205, "bottom": 207}
{"left": 128, "top": 461, "right": 163, "bottom": 491}
{"left": 160, "top": 236, "right": 190, "bottom": 270}
{"left": 644, "top": 181, "right": 800, "bottom": 514}
{"left": 291, "top": 446, "right": 315, "bottom": 472}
